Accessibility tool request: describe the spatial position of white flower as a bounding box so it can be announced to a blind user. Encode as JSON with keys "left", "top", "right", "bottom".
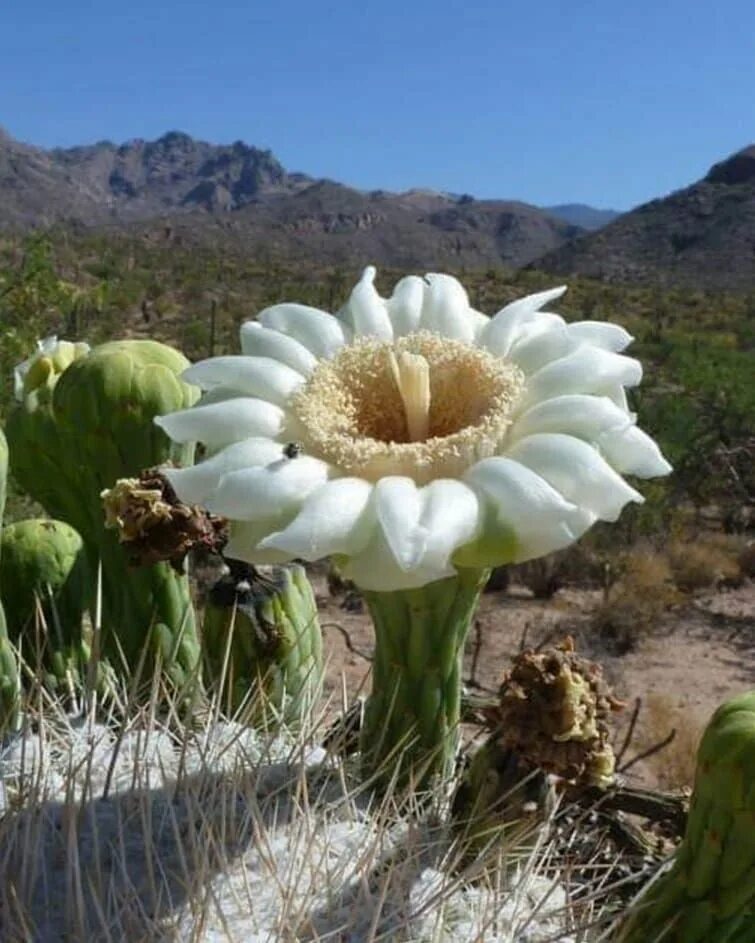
{"left": 157, "top": 268, "right": 671, "bottom": 591}
{"left": 14, "top": 336, "right": 90, "bottom": 401}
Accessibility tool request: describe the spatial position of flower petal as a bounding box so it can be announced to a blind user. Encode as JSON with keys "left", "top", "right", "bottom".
{"left": 519, "top": 347, "right": 642, "bottom": 411}
{"left": 598, "top": 425, "right": 672, "bottom": 477}
{"left": 206, "top": 455, "right": 332, "bottom": 521}
{"left": 507, "top": 317, "right": 571, "bottom": 373}
{"left": 224, "top": 520, "right": 296, "bottom": 565}
{"left": 479, "top": 286, "right": 567, "bottom": 356}
{"left": 342, "top": 477, "right": 480, "bottom": 590}
{"left": 259, "top": 477, "right": 374, "bottom": 559}
{"left": 340, "top": 266, "right": 394, "bottom": 340}
{"left": 420, "top": 274, "right": 476, "bottom": 342}
{"left": 510, "top": 394, "right": 632, "bottom": 443}
{"left": 258, "top": 303, "right": 348, "bottom": 359}
{"left": 464, "top": 457, "right": 594, "bottom": 563}
{"left": 568, "top": 321, "right": 633, "bottom": 352}
{"left": 182, "top": 356, "right": 305, "bottom": 407}
{"left": 387, "top": 275, "right": 426, "bottom": 337}
{"left": 373, "top": 477, "right": 424, "bottom": 570}
{"left": 413, "top": 478, "right": 481, "bottom": 571}
{"left": 239, "top": 322, "right": 318, "bottom": 374}
{"left": 470, "top": 308, "right": 490, "bottom": 341}
{"left": 163, "top": 437, "right": 283, "bottom": 505}
{"left": 155, "top": 398, "right": 286, "bottom": 449}
{"left": 506, "top": 433, "right": 643, "bottom": 520}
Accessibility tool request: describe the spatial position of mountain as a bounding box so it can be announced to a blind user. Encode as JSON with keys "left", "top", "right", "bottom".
{"left": 543, "top": 203, "right": 620, "bottom": 230}
{"left": 0, "top": 129, "right": 580, "bottom": 269}
{"left": 534, "top": 146, "right": 755, "bottom": 291}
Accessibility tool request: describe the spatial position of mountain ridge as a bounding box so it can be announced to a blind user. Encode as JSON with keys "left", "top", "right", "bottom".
{"left": 0, "top": 128, "right": 586, "bottom": 269}
{"left": 534, "top": 144, "right": 755, "bottom": 291}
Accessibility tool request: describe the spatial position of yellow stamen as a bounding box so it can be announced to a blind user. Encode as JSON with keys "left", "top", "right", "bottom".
{"left": 387, "top": 349, "right": 431, "bottom": 442}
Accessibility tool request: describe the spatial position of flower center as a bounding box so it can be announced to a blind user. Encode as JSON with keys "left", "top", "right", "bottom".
{"left": 291, "top": 332, "right": 525, "bottom": 484}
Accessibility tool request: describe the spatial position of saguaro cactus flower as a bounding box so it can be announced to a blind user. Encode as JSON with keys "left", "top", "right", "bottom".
{"left": 158, "top": 268, "right": 671, "bottom": 787}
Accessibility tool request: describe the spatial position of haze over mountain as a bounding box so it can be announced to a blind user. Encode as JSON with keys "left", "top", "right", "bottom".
{"left": 0, "top": 128, "right": 584, "bottom": 270}
{"left": 535, "top": 145, "right": 755, "bottom": 291}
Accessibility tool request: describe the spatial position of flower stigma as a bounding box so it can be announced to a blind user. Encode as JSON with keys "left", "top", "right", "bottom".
{"left": 387, "top": 348, "right": 431, "bottom": 443}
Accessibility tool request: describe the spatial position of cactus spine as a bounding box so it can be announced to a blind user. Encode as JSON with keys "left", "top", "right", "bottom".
{"left": 0, "top": 426, "right": 21, "bottom": 732}
{"left": 202, "top": 562, "right": 323, "bottom": 729}
{"left": 7, "top": 339, "right": 201, "bottom": 696}
{"left": 617, "top": 690, "right": 755, "bottom": 942}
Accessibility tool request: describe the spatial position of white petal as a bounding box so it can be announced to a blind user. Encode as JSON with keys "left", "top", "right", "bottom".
{"left": 341, "top": 477, "right": 480, "bottom": 590}
{"left": 413, "top": 478, "right": 481, "bottom": 571}
{"left": 506, "top": 433, "right": 642, "bottom": 520}
{"left": 373, "top": 477, "right": 424, "bottom": 570}
{"left": 239, "top": 322, "right": 317, "bottom": 375}
{"left": 377, "top": 477, "right": 480, "bottom": 571}
{"left": 155, "top": 398, "right": 285, "bottom": 449}
{"left": 465, "top": 457, "right": 594, "bottom": 562}
{"left": 340, "top": 535, "right": 427, "bottom": 591}
{"left": 224, "top": 520, "right": 295, "bottom": 566}
{"left": 259, "top": 478, "right": 374, "bottom": 559}
{"left": 507, "top": 318, "right": 571, "bottom": 373}
{"left": 496, "top": 285, "right": 568, "bottom": 318}
{"left": 479, "top": 286, "right": 567, "bottom": 357}
{"left": 182, "top": 356, "right": 304, "bottom": 407}
{"left": 568, "top": 321, "right": 633, "bottom": 352}
{"left": 206, "top": 455, "right": 332, "bottom": 521}
{"left": 387, "top": 275, "right": 426, "bottom": 337}
{"left": 258, "top": 303, "right": 348, "bottom": 359}
{"left": 163, "top": 437, "right": 283, "bottom": 505}
{"left": 470, "top": 308, "right": 490, "bottom": 341}
{"left": 420, "top": 274, "right": 476, "bottom": 342}
{"left": 519, "top": 347, "right": 642, "bottom": 411}
{"left": 598, "top": 425, "right": 672, "bottom": 477}
{"left": 510, "top": 394, "right": 632, "bottom": 444}
{"left": 196, "top": 386, "right": 249, "bottom": 406}
{"left": 341, "top": 266, "right": 394, "bottom": 340}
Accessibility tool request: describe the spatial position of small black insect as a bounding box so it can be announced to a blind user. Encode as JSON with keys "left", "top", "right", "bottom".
{"left": 282, "top": 441, "right": 303, "bottom": 459}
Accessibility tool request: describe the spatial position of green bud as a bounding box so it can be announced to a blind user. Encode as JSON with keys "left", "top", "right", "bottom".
{"left": 202, "top": 563, "right": 323, "bottom": 730}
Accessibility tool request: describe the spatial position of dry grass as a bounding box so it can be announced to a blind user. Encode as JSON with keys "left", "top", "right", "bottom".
{"left": 591, "top": 550, "right": 682, "bottom": 654}
{"left": 632, "top": 694, "right": 703, "bottom": 792}
{"left": 666, "top": 532, "right": 745, "bottom": 593}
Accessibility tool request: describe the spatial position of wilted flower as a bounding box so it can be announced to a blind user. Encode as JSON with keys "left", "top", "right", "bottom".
{"left": 157, "top": 268, "right": 670, "bottom": 592}
{"left": 13, "top": 336, "right": 90, "bottom": 401}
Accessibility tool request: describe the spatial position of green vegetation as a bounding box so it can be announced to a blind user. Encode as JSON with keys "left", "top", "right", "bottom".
{"left": 2, "top": 230, "right": 752, "bottom": 540}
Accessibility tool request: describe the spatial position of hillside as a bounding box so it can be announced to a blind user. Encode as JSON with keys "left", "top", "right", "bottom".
{"left": 534, "top": 145, "right": 755, "bottom": 291}
{"left": 0, "top": 129, "right": 580, "bottom": 269}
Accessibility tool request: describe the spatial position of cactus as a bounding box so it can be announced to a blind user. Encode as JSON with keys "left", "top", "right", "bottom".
{"left": 0, "top": 519, "right": 94, "bottom": 698}
{"left": 202, "top": 562, "right": 323, "bottom": 729}
{"left": 7, "top": 339, "right": 202, "bottom": 696}
{"left": 0, "top": 426, "right": 22, "bottom": 732}
{"left": 617, "top": 690, "right": 755, "bottom": 942}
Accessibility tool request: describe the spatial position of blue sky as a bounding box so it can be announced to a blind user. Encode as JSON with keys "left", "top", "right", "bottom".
{"left": 2, "top": 0, "right": 753, "bottom": 210}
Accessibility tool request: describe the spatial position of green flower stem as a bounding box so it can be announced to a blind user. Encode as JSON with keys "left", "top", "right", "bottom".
{"left": 360, "top": 567, "right": 489, "bottom": 791}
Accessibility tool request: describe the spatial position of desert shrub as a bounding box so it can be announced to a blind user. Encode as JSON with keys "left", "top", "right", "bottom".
{"left": 591, "top": 549, "right": 681, "bottom": 653}
{"left": 666, "top": 532, "right": 745, "bottom": 592}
